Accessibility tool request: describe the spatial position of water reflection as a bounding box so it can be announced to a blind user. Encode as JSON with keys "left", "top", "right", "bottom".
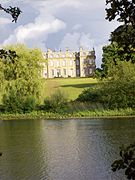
{"left": 0, "top": 118, "right": 135, "bottom": 180}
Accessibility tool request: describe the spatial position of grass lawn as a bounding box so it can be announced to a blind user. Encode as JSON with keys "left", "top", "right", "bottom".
{"left": 42, "top": 77, "right": 98, "bottom": 101}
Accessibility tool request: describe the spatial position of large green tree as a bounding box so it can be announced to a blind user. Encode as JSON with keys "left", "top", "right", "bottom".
{"left": 101, "top": 0, "right": 135, "bottom": 77}
{"left": 0, "top": 44, "right": 44, "bottom": 113}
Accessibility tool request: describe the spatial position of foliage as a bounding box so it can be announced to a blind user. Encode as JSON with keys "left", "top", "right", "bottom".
{"left": 110, "top": 25, "right": 135, "bottom": 50}
{"left": 100, "top": 61, "right": 135, "bottom": 109}
{"left": 0, "top": 44, "right": 44, "bottom": 112}
{"left": 110, "top": 25, "right": 135, "bottom": 62}
{"left": 0, "top": 4, "right": 21, "bottom": 23}
{"left": 111, "top": 143, "right": 135, "bottom": 180}
{"left": 44, "top": 89, "right": 68, "bottom": 112}
{"left": 0, "top": 49, "right": 18, "bottom": 59}
{"left": 95, "top": 68, "right": 104, "bottom": 78}
{"left": 101, "top": 42, "right": 121, "bottom": 77}
{"left": 77, "top": 61, "right": 135, "bottom": 109}
{"left": 102, "top": 1, "right": 135, "bottom": 79}
{"left": 3, "top": 84, "right": 36, "bottom": 113}
{"left": 101, "top": 41, "right": 135, "bottom": 78}
{"left": 76, "top": 87, "right": 101, "bottom": 102}
{"left": 106, "top": 0, "right": 135, "bottom": 26}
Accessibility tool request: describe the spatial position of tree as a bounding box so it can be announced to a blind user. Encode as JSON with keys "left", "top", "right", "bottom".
{"left": 106, "top": 0, "right": 135, "bottom": 26}
{"left": 1, "top": 44, "right": 44, "bottom": 113}
{"left": 100, "top": 1, "right": 135, "bottom": 78}
{"left": 0, "top": 4, "right": 21, "bottom": 66}
{"left": 0, "top": 4, "right": 21, "bottom": 23}
{"left": 110, "top": 25, "right": 135, "bottom": 61}
{"left": 101, "top": 42, "right": 121, "bottom": 77}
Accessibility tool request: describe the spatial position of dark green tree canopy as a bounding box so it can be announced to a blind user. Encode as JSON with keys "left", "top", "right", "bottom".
{"left": 106, "top": 0, "right": 135, "bottom": 26}
{"left": 0, "top": 49, "right": 18, "bottom": 62}
{"left": 110, "top": 25, "right": 135, "bottom": 48}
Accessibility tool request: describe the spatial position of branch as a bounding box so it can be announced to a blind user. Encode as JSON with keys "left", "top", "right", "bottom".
{"left": 0, "top": 4, "right": 22, "bottom": 23}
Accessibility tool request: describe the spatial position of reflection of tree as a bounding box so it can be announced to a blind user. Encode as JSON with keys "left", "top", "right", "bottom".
{"left": 0, "top": 121, "right": 49, "bottom": 179}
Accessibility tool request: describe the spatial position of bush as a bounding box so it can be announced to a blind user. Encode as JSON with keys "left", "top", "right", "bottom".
{"left": 77, "top": 62, "right": 135, "bottom": 110}
{"left": 44, "top": 90, "right": 68, "bottom": 112}
{"left": 76, "top": 87, "right": 101, "bottom": 102}
{"left": 3, "top": 87, "right": 36, "bottom": 113}
{"left": 100, "top": 80, "right": 135, "bottom": 109}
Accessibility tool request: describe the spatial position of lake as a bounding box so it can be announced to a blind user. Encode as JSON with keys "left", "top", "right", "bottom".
{"left": 0, "top": 118, "right": 135, "bottom": 180}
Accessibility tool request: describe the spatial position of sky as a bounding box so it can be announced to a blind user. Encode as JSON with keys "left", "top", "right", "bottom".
{"left": 0, "top": 0, "right": 119, "bottom": 67}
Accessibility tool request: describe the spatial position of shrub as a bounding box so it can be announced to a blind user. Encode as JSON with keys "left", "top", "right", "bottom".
{"left": 3, "top": 86, "right": 36, "bottom": 113}
{"left": 77, "top": 62, "right": 135, "bottom": 110}
{"left": 76, "top": 87, "right": 101, "bottom": 102}
{"left": 44, "top": 89, "right": 68, "bottom": 112}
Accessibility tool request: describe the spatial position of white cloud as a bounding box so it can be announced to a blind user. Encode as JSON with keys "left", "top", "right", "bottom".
{"left": 72, "top": 24, "right": 82, "bottom": 31}
{"left": 59, "top": 32, "right": 94, "bottom": 50}
{"left": 0, "top": 17, "right": 11, "bottom": 25}
{"left": 0, "top": 0, "right": 119, "bottom": 67}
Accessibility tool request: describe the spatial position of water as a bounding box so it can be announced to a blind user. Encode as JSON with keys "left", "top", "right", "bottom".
{"left": 0, "top": 118, "right": 135, "bottom": 180}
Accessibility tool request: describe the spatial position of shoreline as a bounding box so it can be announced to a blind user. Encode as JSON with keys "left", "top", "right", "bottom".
{"left": 0, "top": 113, "right": 135, "bottom": 121}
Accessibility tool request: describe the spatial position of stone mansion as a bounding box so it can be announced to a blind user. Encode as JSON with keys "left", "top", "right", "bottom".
{"left": 42, "top": 47, "right": 96, "bottom": 78}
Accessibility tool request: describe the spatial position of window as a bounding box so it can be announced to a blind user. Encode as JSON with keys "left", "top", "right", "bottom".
{"left": 83, "top": 52, "right": 86, "bottom": 56}
{"left": 63, "top": 69, "right": 66, "bottom": 76}
{"left": 69, "top": 54, "right": 72, "bottom": 58}
{"left": 89, "top": 68, "right": 93, "bottom": 74}
{"left": 70, "top": 69, "right": 73, "bottom": 76}
{"left": 50, "top": 60, "right": 54, "bottom": 66}
{"left": 63, "top": 60, "right": 66, "bottom": 66}
{"left": 57, "top": 69, "right": 61, "bottom": 77}
{"left": 49, "top": 54, "right": 53, "bottom": 58}
{"left": 56, "top": 61, "right": 60, "bottom": 67}
{"left": 51, "top": 69, "right": 54, "bottom": 76}
{"left": 89, "top": 59, "right": 93, "bottom": 64}
{"left": 70, "top": 60, "right": 73, "bottom": 66}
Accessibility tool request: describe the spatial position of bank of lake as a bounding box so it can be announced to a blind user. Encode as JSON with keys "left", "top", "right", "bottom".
{"left": 1, "top": 107, "right": 135, "bottom": 120}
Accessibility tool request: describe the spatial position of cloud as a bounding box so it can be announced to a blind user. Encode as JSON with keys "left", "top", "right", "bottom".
{"left": 0, "top": 17, "right": 11, "bottom": 25}
{"left": 2, "top": 0, "right": 84, "bottom": 49}
{"left": 72, "top": 24, "right": 82, "bottom": 31}
{"left": 59, "top": 32, "right": 94, "bottom": 50}
{"left": 3, "top": 18, "right": 66, "bottom": 46}
{"left": 0, "top": 0, "right": 119, "bottom": 67}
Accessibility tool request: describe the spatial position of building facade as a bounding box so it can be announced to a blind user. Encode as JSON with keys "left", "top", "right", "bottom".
{"left": 42, "top": 47, "right": 96, "bottom": 78}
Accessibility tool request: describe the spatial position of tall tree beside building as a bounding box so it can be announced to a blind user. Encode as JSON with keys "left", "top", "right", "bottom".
{"left": 1, "top": 44, "right": 44, "bottom": 113}
{"left": 101, "top": 0, "right": 135, "bottom": 77}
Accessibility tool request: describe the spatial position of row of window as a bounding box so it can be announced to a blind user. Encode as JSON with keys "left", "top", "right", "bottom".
{"left": 49, "top": 60, "right": 75, "bottom": 67}
{"left": 48, "top": 54, "right": 74, "bottom": 58}
{"left": 51, "top": 69, "right": 74, "bottom": 77}
{"left": 49, "top": 59, "right": 94, "bottom": 67}
{"left": 83, "top": 59, "right": 94, "bottom": 64}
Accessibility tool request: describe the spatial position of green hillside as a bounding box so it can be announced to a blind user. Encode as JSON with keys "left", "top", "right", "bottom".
{"left": 43, "top": 78, "right": 98, "bottom": 101}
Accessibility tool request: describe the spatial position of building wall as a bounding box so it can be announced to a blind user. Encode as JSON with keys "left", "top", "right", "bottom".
{"left": 43, "top": 47, "right": 96, "bottom": 78}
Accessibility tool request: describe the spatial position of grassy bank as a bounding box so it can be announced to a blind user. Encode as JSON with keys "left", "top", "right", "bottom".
{"left": 42, "top": 78, "right": 97, "bottom": 101}
{"left": 1, "top": 106, "right": 135, "bottom": 120}
{"left": 1, "top": 78, "right": 135, "bottom": 120}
